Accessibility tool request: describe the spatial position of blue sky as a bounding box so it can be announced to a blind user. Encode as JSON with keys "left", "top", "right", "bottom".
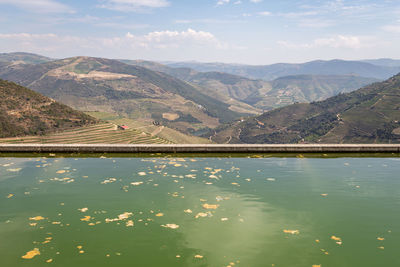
{"left": 1, "top": 0, "right": 400, "bottom": 64}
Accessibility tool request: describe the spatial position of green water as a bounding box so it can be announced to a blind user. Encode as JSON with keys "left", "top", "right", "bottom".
{"left": 0, "top": 155, "right": 399, "bottom": 267}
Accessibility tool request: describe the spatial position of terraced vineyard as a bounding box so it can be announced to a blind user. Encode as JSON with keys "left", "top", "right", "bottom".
{"left": 0, "top": 123, "right": 172, "bottom": 144}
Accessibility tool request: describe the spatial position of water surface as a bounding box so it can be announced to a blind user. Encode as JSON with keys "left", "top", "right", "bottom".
{"left": 0, "top": 154, "right": 399, "bottom": 267}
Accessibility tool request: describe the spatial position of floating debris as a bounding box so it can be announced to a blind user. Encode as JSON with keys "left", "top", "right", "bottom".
{"left": 21, "top": 248, "right": 40, "bottom": 259}
{"left": 155, "top": 213, "right": 164, "bottom": 217}
{"left": 126, "top": 220, "right": 134, "bottom": 227}
{"left": 195, "top": 212, "right": 212, "bottom": 219}
{"left": 7, "top": 168, "right": 22, "bottom": 172}
{"left": 184, "top": 209, "right": 193, "bottom": 214}
{"left": 7, "top": 194, "right": 14, "bottom": 198}
{"left": 138, "top": 172, "right": 146, "bottom": 176}
{"left": 78, "top": 208, "right": 89, "bottom": 213}
{"left": 321, "top": 194, "right": 328, "bottom": 197}
{"left": 46, "top": 259, "right": 53, "bottom": 263}
{"left": 266, "top": 178, "right": 276, "bottom": 182}
{"left": 283, "top": 230, "right": 299, "bottom": 235}
{"left": 101, "top": 178, "right": 117, "bottom": 184}
{"left": 56, "top": 170, "right": 66, "bottom": 174}
{"left": 161, "top": 224, "right": 179, "bottom": 229}
{"left": 194, "top": 255, "right": 203, "bottom": 259}
{"left": 202, "top": 204, "right": 219, "bottom": 210}
{"left": 377, "top": 237, "right": 385, "bottom": 241}
{"left": 221, "top": 218, "right": 229, "bottom": 221}
{"left": 331, "top": 236, "right": 342, "bottom": 245}
{"left": 80, "top": 216, "right": 91, "bottom": 222}
{"left": 106, "top": 212, "right": 133, "bottom": 223}
{"left": 30, "top": 216, "right": 45, "bottom": 221}
{"left": 131, "top": 182, "right": 144, "bottom": 186}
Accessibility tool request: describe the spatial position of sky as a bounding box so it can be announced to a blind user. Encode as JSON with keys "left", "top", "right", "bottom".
{"left": 0, "top": 0, "right": 400, "bottom": 64}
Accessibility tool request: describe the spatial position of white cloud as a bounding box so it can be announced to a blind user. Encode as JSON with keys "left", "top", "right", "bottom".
{"left": 100, "top": 0, "right": 170, "bottom": 11}
{"left": 0, "top": 29, "right": 235, "bottom": 57}
{"left": 382, "top": 24, "right": 400, "bottom": 33}
{"left": 257, "top": 11, "right": 271, "bottom": 16}
{"left": 217, "top": 0, "right": 230, "bottom": 6}
{"left": 250, "top": 0, "right": 262, "bottom": 3}
{"left": 278, "top": 35, "right": 376, "bottom": 50}
{"left": 0, "top": 0, "right": 73, "bottom": 13}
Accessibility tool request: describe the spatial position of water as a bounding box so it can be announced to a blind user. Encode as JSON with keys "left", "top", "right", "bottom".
{"left": 0, "top": 154, "right": 399, "bottom": 267}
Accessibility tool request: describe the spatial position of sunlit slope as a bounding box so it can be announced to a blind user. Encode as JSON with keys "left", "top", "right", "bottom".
{"left": 211, "top": 73, "right": 400, "bottom": 144}
{"left": 86, "top": 111, "right": 211, "bottom": 144}
{"left": 0, "top": 123, "right": 172, "bottom": 144}
{"left": 0, "top": 56, "right": 242, "bottom": 134}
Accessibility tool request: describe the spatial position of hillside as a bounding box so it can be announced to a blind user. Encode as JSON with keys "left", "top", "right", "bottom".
{"left": 166, "top": 59, "right": 400, "bottom": 80}
{"left": 120, "top": 59, "right": 263, "bottom": 114}
{"left": 0, "top": 123, "right": 173, "bottom": 144}
{"left": 0, "top": 56, "right": 243, "bottom": 135}
{"left": 267, "top": 75, "right": 379, "bottom": 107}
{"left": 122, "top": 60, "right": 377, "bottom": 111}
{"left": 211, "top": 73, "right": 400, "bottom": 144}
{"left": 0, "top": 52, "right": 53, "bottom": 64}
{"left": 0, "top": 79, "right": 97, "bottom": 138}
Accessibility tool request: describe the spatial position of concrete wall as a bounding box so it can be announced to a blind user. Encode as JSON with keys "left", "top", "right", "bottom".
{"left": 0, "top": 144, "right": 399, "bottom": 153}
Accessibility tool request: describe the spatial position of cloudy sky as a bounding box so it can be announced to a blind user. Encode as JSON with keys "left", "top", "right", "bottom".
{"left": 1, "top": 0, "right": 400, "bottom": 64}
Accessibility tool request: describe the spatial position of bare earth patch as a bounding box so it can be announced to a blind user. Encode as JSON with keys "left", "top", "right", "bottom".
{"left": 162, "top": 113, "right": 180, "bottom": 121}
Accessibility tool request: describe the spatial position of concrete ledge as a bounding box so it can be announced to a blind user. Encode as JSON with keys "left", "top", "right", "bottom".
{"left": 0, "top": 144, "right": 399, "bottom": 153}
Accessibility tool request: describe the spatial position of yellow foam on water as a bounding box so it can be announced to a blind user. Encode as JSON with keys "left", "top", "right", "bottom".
{"left": 283, "top": 229, "right": 299, "bottom": 235}
{"left": 202, "top": 204, "right": 219, "bottom": 210}
{"left": 29, "top": 216, "right": 45, "bottom": 221}
{"left": 80, "top": 216, "right": 91, "bottom": 222}
{"left": 21, "top": 248, "right": 40, "bottom": 259}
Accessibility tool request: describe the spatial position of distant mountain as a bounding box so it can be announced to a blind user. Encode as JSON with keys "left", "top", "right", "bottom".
{"left": 211, "top": 73, "right": 400, "bottom": 144}
{"left": 122, "top": 59, "right": 378, "bottom": 111}
{"left": 266, "top": 75, "right": 379, "bottom": 107}
{"left": 361, "top": 58, "right": 400, "bottom": 67}
{"left": 0, "top": 52, "right": 53, "bottom": 65}
{"left": 0, "top": 56, "right": 242, "bottom": 135}
{"left": 165, "top": 60, "right": 400, "bottom": 80}
{"left": 0, "top": 79, "right": 97, "bottom": 138}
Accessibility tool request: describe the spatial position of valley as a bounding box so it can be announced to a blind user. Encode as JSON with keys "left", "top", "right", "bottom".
{"left": 0, "top": 52, "right": 399, "bottom": 144}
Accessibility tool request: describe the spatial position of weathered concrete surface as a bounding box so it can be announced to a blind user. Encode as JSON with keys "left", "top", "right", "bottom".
{"left": 0, "top": 144, "right": 399, "bottom": 153}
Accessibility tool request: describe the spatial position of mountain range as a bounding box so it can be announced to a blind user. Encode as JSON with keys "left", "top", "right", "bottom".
{"left": 1, "top": 52, "right": 399, "bottom": 144}
{"left": 211, "top": 73, "right": 400, "bottom": 144}
{"left": 165, "top": 59, "right": 400, "bottom": 80}
{"left": 122, "top": 59, "right": 378, "bottom": 111}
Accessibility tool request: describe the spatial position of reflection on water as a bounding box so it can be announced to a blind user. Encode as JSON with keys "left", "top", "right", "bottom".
{"left": 0, "top": 155, "right": 399, "bottom": 267}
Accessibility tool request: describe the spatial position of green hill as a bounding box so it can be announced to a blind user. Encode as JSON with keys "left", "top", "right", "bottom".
{"left": 0, "top": 57, "right": 242, "bottom": 135}
{"left": 0, "top": 79, "right": 97, "bottom": 138}
{"left": 211, "top": 73, "right": 400, "bottom": 144}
